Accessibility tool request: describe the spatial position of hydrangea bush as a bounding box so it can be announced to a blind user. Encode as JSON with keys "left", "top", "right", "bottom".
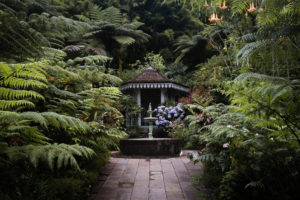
{"left": 154, "top": 103, "right": 184, "bottom": 129}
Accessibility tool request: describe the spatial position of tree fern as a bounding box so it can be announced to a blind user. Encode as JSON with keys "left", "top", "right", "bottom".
{"left": 80, "top": 4, "right": 150, "bottom": 53}
{"left": 174, "top": 34, "right": 206, "bottom": 62}
{"left": 77, "top": 4, "right": 122, "bottom": 25}
{"left": 0, "top": 1, "right": 90, "bottom": 61}
{"left": 0, "top": 10, "right": 49, "bottom": 60}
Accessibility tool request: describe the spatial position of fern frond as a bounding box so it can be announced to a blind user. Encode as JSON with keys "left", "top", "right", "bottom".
{"left": 63, "top": 45, "right": 85, "bottom": 54}
{"left": 234, "top": 73, "right": 289, "bottom": 84}
{"left": 101, "top": 74, "right": 123, "bottom": 86}
{"left": 0, "top": 111, "right": 20, "bottom": 122}
{"left": 130, "top": 21, "right": 145, "bottom": 29}
{"left": 47, "top": 85, "right": 82, "bottom": 100}
{"left": 41, "top": 112, "right": 90, "bottom": 132}
{"left": 80, "top": 87, "right": 122, "bottom": 101}
{"left": 281, "top": 1, "right": 300, "bottom": 16}
{"left": 112, "top": 36, "right": 136, "bottom": 45}
{"left": 0, "top": 100, "right": 35, "bottom": 110}
{"left": 0, "top": 87, "right": 45, "bottom": 101}
{"left": 98, "top": 6, "right": 122, "bottom": 25}
{"left": 75, "top": 14, "right": 91, "bottom": 23}
{"left": 86, "top": 3, "right": 102, "bottom": 21}
{"left": 0, "top": 61, "right": 48, "bottom": 110}
{"left": 48, "top": 65, "right": 82, "bottom": 82}
{"left": 245, "top": 180, "right": 265, "bottom": 189}
{"left": 0, "top": 77, "right": 47, "bottom": 89}
{"left": 97, "top": 128, "right": 127, "bottom": 150}
{"left": 3, "top": 143, "right": 95, "bottom": 171}
{"left": 15, "top": 70, "right": 47, "bottom": 83}
{"left": 41, "top": 47, "right": 67, "bottom": 62}
{"left": 236, "top": 40, "right": 271, "bottom": 63}
{"left": 20, "top": 112, "right": 48, "bottom": 128}
{"left": 231, "top": 0, "right": 250, "bottom": 15}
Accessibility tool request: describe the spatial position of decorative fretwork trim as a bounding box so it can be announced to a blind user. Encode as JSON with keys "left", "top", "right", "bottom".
{"left": 120, "top": 83, "right": 189, "bottom": 93}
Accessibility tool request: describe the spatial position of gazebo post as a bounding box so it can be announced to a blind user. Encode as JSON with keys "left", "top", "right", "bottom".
{"left": 160, "top": 88, "right": 167, "bottom": 104}
{"left": 136, "top": 89, "right": 141, "bottom": 126}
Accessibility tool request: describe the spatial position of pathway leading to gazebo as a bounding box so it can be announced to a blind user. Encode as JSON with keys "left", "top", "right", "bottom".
{"left": 90, "top": 151, "right": 203, "bottom": 200}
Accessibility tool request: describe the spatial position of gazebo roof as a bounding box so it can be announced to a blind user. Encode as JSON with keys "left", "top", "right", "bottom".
{"left": 127, "top": 66, "right": 171, "bottom": 83}
{"left": 120, "top": 66, "right": 189, "bottom": 93}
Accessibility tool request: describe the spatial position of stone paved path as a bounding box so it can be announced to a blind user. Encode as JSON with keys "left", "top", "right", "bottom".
{"left": 91, "top": 151, "right": 202, "bottom": 200}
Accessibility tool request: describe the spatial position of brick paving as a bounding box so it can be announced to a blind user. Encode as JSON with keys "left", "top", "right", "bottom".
{"left": 91, "top": 151, "right": 202, "bottom": 200}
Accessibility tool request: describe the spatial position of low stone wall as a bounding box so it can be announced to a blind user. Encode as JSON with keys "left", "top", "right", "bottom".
{"left": 120, "top": 138, "right": 182, "bottom": 156}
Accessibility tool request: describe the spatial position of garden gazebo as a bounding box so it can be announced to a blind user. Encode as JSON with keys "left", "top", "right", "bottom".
{"left": 120, "top": 64, "right": 189, "bottom": 127}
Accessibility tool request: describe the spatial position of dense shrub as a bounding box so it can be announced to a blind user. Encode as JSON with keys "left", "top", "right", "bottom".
{"left": 186, "top": 74, "right": 300, "bottom": 200}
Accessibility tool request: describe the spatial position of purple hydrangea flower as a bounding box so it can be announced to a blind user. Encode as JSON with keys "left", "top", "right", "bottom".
{"left": 154, "top": 103, "right": 184, "bottom": 129}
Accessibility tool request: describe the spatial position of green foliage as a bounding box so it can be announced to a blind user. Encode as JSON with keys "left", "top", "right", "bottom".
{"left": 235, "top": 0, "right": 300, "bottom": 77}
{"left": 1, "top": 1, "right": 300, "bottom": 200}
{"left": 0, "top": 10, "right": 49, "bottom": 60}
{"left": 169, "top": 120, "right": 197, "bottom": 147}
{"left": 183, "top": 75, "right": 300, "bottom": 200}
{"left": 0, "top": 1, "right": 90, "bottom": 61}
{"left": 164, "top": 62, "right": 194, "bottom": 87}
{"left": 77, "top": 68, "right": 122, "bottom": 87}
{"left": 174, "top": 33, "right": 206, "bottom": 62}
{"left": 228, "top": 73, "right": 300, "bottom": 143}
{"left": 78, "top": 3, "right": 150, "bottom": 56}
{"left": 97, "top": 6, "right": 122, "bottom": 24}
{"left": 0, "top": 61, "right": 48, "bottom": 110}
{"left": 0, "top": 2, "right": 127, "bottom": 200}
{"left": 3, "top": 143, "right": 95, "bottom": 171}
{"left": 123, "top": 53, "right": 166, "bottom": 82}
{"left": 169, "top": 102, "right": 219, "bottom": 149}
{"left": 76, "top": 4, "right": 122, "bottom": 24}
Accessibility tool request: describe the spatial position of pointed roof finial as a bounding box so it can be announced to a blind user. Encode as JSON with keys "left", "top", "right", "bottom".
{"left": 148, "top": 60, "right": 153, "bottom": 70}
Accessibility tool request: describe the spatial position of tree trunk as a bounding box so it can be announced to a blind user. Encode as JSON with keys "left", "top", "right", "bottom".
{"left": 118, "top": 57, "right": 123, "bottom": 86}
